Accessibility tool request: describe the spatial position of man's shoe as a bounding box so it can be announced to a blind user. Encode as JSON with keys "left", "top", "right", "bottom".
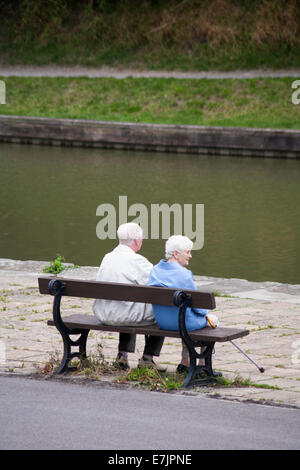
{"left": 114, "top": 352, "right": 129, "bottom": 371}
{"left": 138, "top": 357, "right": 167, "bottom": 373}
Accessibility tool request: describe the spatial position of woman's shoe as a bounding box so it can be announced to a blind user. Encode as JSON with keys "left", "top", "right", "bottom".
{"left": 176, "top": 363, "right": 189, "bottom": 374}
{"left": 138, "top": 357, "right": 167, "bottom": 373}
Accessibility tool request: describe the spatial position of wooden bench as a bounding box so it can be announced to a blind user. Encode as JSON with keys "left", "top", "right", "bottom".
{"left": 38, "top": 275, "right": 249, "bottom": 387}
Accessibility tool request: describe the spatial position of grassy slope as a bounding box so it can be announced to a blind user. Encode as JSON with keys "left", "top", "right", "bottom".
{"left": 1, "top": 76, "right": 300, "bottom": 129}
{"left": 1, "top": 0, "right": 300, "bottom": 71}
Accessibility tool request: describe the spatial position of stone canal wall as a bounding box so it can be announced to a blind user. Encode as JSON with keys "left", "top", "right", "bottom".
{"left": 0, "top": 115, "right": 299, "bottom": 158}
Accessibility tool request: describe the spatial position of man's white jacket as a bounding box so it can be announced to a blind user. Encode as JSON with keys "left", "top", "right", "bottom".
{"left": 93, "top": 244, "right": 155, "bottom": 326}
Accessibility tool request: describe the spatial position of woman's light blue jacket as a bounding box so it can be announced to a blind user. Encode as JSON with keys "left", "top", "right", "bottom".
{"left": 148, "top": 259, "right": 209, "bottom": 331}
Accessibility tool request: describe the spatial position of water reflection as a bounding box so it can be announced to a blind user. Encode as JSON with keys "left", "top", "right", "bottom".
{"left": 0, "top": 142, "right": 299, "bottom": 283}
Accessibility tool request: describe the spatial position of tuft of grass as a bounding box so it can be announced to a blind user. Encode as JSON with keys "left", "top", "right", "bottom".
{"left": 213, "top": 291, "right": 233, "bottom": 298}
{"left": 38, "top": 350, "right": 61, "bottom": 375}
{"left": 79, "top": 344, "right": 119, "bottom": 379}
{"left": 43, "top": 254, "right": 78, "bottom": 275}
{"left": 216, "top": 374, "right": 281, "bottom": 390}
{"left": 117, "top": 366, "right": 183, "bottom": 392}
{"left": 43, "top": 255, "right": 67, "bottom": 274}
{"left": 38, "top": 344, "right": 117, "bottom": 378}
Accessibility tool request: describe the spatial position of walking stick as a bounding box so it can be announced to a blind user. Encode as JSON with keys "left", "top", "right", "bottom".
{"left": 229, "top": 340, "right": 265, "bottom": 373}
{"left": 206, "top": 316, "right": 265, "bottom": 373}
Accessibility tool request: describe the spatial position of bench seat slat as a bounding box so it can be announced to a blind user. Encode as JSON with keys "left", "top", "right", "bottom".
{"left": 47, "top": 314, "right": 249, "bottom": 343}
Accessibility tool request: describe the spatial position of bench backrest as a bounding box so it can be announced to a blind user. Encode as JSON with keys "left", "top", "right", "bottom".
{"left": 38, "top": 276, "right": 216, "bottom": 310}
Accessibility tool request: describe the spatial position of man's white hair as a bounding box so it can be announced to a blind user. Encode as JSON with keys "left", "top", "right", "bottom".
{"left": 165, "top": 235, "right": 193, "bottom": 259}
{"left": 117, "top": 223, "right": 143, "bottom": 246}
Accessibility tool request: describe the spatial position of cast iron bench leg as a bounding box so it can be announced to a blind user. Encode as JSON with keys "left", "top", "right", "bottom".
{"left": 57, "top": 328, "right": 89, "bottom": 374}
{"left": 48, "top": 279, "right": 89, "bottom": 374}
{"left": 182, "top": 343, "right": 217, "bottom": 387}
{"left": 174, "top": 290, "right": 220, "bottom": 387}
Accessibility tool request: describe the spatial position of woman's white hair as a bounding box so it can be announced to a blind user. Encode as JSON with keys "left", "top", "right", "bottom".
{"left": 117, "top": 223, "right": 143, "bottom": 246}
{"left": 165, "top": 235, "right": 193, "bottom": 259}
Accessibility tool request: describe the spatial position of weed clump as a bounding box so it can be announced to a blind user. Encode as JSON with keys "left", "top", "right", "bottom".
{"left": 39, "top": 344, "right": 118, "bottom": 378}
{"left": 43, "top": 255, "right": 78, "bottom": 274}
{"left": 117, "top": 366, "right": 184, "bottom": 392}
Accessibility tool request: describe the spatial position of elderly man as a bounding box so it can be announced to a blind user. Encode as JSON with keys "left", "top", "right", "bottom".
{"left": 93, "top": 223, "right": 165, "bottom": 371}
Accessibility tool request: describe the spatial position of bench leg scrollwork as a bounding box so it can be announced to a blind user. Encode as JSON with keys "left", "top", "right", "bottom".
{"left": 174, "top": 290, "right": 221, "bottom": 388}
{"left": 48, "top": 279, "right": 89, "bottom": 374}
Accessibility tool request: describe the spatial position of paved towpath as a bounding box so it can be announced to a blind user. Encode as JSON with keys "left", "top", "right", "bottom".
{"left": 0, "top": 65, "right": 300, "bottom": 79}
{"left": 0, "top": 258, "right": 299, "bottom": 409}
{"left": 1, "top": 374, "right": 299, "bottom": 450}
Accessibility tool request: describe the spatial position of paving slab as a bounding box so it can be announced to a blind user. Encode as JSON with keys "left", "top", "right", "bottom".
{"left": 0, "top": 258, "right": 299, "bottom": 409}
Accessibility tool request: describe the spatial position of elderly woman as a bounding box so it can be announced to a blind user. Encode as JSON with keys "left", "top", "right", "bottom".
{"left": 148, "top": 235, "right": 219, "bottom": 372}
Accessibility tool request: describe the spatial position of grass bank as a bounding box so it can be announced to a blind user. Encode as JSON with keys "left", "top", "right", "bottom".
{"left": 1, "top": 76, "right": 300, "bottom": 129}
{"left": 1, "top": 0, "right": 300, "bottom": 70}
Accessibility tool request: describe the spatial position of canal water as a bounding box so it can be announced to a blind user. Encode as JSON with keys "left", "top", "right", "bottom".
{"left": 0, "top": 142, "right": 299, "bottom": 284}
